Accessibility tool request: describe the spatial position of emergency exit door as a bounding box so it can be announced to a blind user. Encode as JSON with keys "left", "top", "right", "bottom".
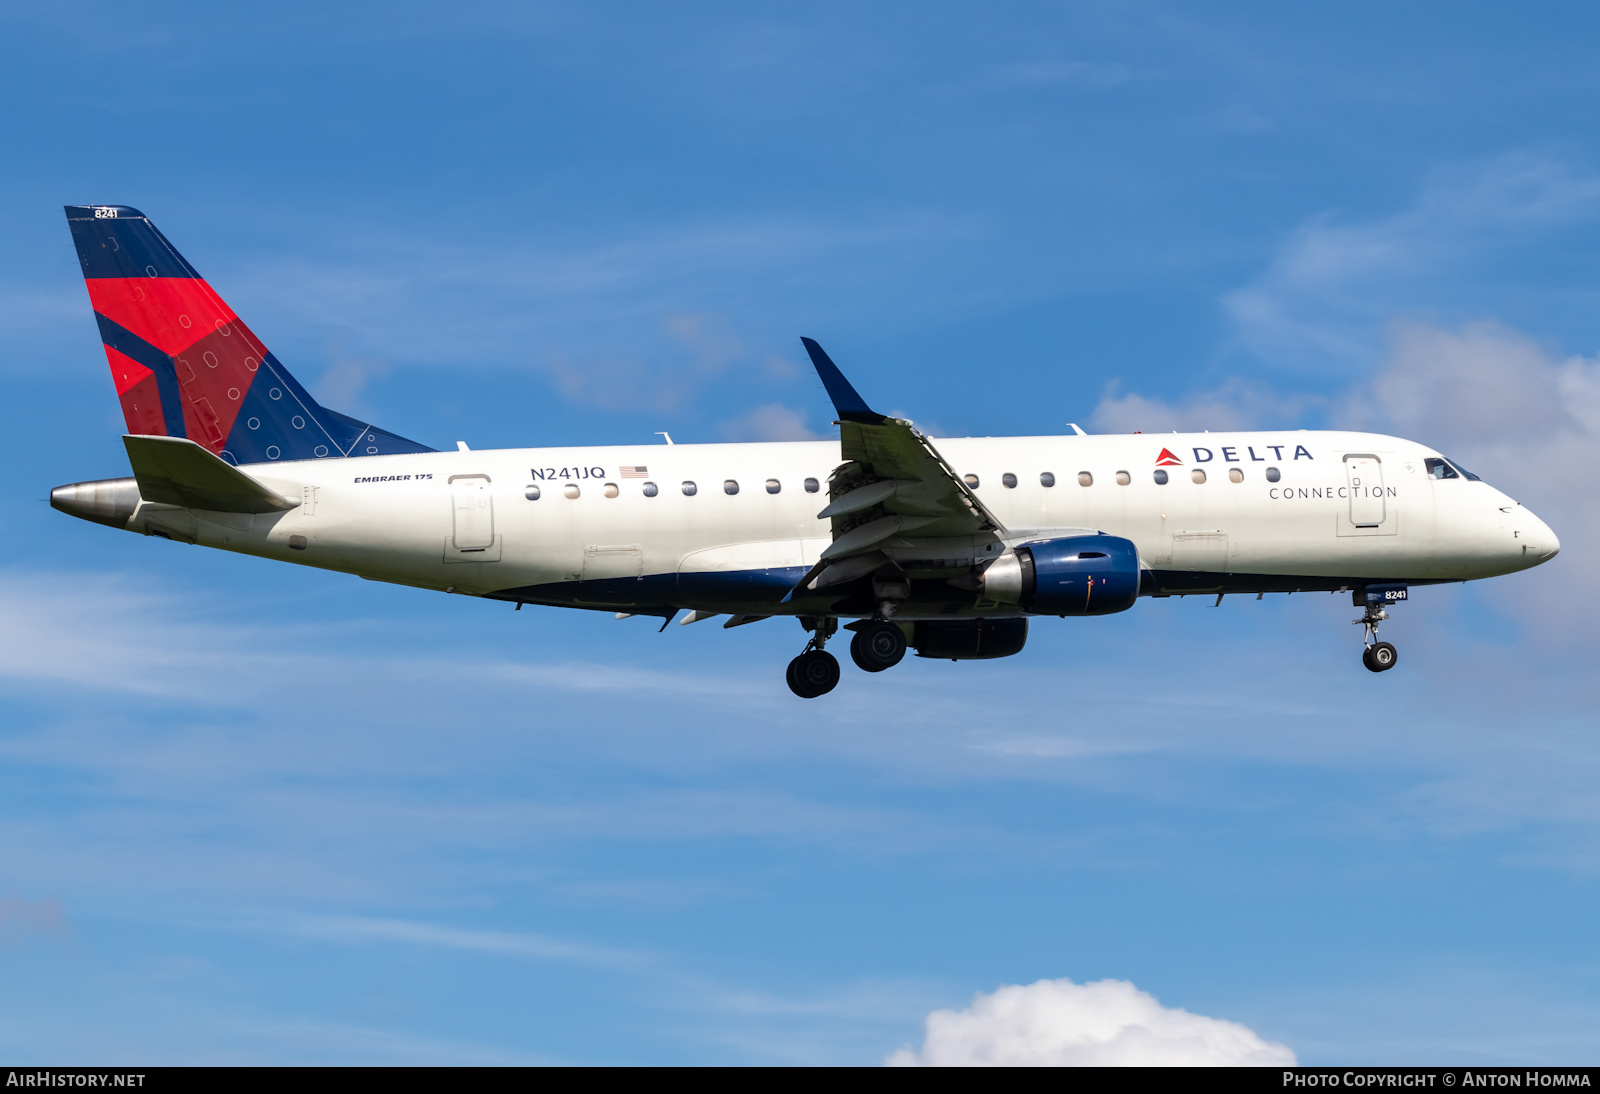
{"left": 450, "top": 476, "right": 494, "bottom": 551}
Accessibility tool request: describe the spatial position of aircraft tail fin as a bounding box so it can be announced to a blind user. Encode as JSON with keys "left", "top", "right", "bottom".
{"left": 63, "top": 205, "right": 434, "bottom": 465}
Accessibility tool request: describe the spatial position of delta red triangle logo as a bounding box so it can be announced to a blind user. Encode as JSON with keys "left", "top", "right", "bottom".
{"left": 1155, "top": 447, "right": 1183, "bottom": 466}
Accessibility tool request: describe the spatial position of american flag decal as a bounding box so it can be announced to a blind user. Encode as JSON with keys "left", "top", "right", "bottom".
{"left": 619, "top": 465, "right": 650, "bottom": 479}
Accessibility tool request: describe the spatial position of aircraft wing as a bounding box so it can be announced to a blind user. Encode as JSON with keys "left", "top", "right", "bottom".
{"left": 793, "top": 338, "right": 1007, "bottom": 594}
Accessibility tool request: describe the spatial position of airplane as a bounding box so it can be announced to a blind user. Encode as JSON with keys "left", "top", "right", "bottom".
{"left": 51, "top": 205, "right": 1561, "bottom": 697}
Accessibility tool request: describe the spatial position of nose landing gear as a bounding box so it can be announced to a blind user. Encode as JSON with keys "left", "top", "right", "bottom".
{"left": 1354, "top": 599, "right": 1399, "bottom": 673}
{"left": 1363, "top": 641, "right": 1398, "bottom": 672}
{"left": 787, "top": 617, "right": 841, "bottom": 698}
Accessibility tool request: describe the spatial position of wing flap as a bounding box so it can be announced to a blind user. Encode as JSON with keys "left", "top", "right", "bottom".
{"left": 783, "top": 337, "right": 1014, "bottom": 603}
{"left": 831, "top": 417, "right": 1004, "bottom": 540}
{"left": 801, "top": 337, "right": 1004, "bottom": 542}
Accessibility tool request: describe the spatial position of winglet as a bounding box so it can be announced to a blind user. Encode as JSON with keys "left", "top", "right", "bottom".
{"left": 800, "top": 337, "right": 885, "bottom": 424}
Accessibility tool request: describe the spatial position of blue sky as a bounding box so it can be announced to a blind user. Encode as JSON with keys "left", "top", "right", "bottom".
{"left": 3, "top": 0, "right": 1600, "bottom": 1064}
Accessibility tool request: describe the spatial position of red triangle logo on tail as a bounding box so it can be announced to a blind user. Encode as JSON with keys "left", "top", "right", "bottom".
{"left": 1155, "top": 447, "right": 1183, "bottom": 466}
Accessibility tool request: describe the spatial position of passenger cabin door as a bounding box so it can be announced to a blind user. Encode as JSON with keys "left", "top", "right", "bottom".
{"left": 1344, "top": 455, "right": 1385, "bottom": 528}
{"left": 450, "top": 475, "right": 494, "bottom": 551}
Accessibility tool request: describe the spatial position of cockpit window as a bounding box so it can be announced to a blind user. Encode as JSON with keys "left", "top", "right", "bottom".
{"left": 1424, "top": 457, "right": 1481, "bottom": 481}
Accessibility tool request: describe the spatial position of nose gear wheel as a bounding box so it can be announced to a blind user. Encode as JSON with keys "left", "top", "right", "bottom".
{"left": 1363, "top": 641, "right": 1398, "bottom": 672}
{"left": 1354, "top": 602, "right": 1398, "bottom": 673}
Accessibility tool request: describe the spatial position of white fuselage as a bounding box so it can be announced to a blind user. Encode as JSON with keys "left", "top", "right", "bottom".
{"left": 129, "top": 429, "right": 1558, "bottom": 616}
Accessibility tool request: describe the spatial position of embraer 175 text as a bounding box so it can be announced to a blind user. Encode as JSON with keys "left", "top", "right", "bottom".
{"left": 52, "top": 206, "right": 1560, "bottom": 697}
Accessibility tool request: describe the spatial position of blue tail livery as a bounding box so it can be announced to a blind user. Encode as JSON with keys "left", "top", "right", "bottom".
{"left": 64, "top": 205, "right": 433, "bottom": 464}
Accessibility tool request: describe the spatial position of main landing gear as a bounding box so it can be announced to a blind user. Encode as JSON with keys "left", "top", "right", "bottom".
{"left": 787, "top": 617, "right": 911, "bottom": 697}
{"left": 850, "top": 620, "right": 907, "bottom": 673}
{"left": 1355, "top": 599, "right": 1399, "bottom": 673}
{"left": 787, "top": 617, "right": 841, "bottom": 698}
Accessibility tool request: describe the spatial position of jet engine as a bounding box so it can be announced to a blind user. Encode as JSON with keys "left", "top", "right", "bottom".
{"left": 969, "top": 534, "right": 1142, "bottom": 616}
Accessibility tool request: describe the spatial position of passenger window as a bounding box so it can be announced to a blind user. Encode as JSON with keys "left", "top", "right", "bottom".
{"left": 964, "top": 474, "right": 980, "bottom": 488}
{"left": 1191, "top": 469, "right": 1206, "bottom": 484}
{"left": 1153, "top": 470, "right": 1168, "bottom": 485}
{"left": 1002, "top": 473, "right": 1017, "bottom": 489}
{"left": 765, "top": 478, "right": 781, "bottom": 494}
{"left": 724, "top": 479, "right": 739, "bottom": 495}
{"left": 1115, "top": 471, "right": 1131, "bottom": 486}
{"left": 525, "top": 485, "right": 541, "bottom": 501}
{"left": 1039, "top": 472, "right": 1055, "bottom": 487}
{"left": 642, "top": 482, "right": 658, "bottom": 497}
{"left": 682, "top": 481, "right": 697, "bottom": 496}
{"left": 1228, "top": 468, "right": 1243, "bottom": 483}
{"left": 804, "top": 477, "right": 820, "bottom": 493}
{"left": 1265, "top": 467, "right": 1280, "bottom": 482}
{"left": 563, "top": 484, "right": 580, "bottom": 499}
{"left": 603, "top": 483, "right": 619, "bottom": 498}
{"left": 1077, "top": 471, "right": 1093, "bottom": 487}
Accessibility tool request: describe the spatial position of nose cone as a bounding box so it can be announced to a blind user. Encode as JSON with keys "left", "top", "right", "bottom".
{"left": 1517, "top": 508, "right": 1560, "bottom": 567}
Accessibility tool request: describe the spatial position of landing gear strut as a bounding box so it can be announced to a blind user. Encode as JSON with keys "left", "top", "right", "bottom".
{"left": 787, "top": 617, "right": 841, "bottom": 698}
{"left": 1355, "top": 601, "right": 1398, "bottom": 673}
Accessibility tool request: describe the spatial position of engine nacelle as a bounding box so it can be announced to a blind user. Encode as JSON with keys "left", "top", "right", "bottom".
{"left": 912, "top": 618, "right": 1029, "bottom": 660}
{"left": 976, "top": 534, "right": 1142, "bottom": 616}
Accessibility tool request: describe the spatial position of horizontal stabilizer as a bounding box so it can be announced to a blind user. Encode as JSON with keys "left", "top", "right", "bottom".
{"left": 123, "top": 434, "right": 297, "bottom": 513}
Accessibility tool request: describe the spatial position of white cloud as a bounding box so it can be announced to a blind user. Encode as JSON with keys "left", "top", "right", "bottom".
{"left": 268, "top": 913, "right": 648, "bottom": 969}
{"left": 1108, "top": 152, "right": 1600, "bottom": 643}
{"left": 1089, "top": 380, "right": 1305, "bottom": 434}
{"left": 1357, "top": 320, "right": 1576, "bottom": 441}
{"left": 1087, "top": 315, "right": 1599, "bottom": 643}
{"left": 313, "top": 353, "right": 393, "bottom": 415}
{"left": 232, "top": 209, "right": 972, "bottom": 378}
{"left": 886, "top": 977, "right": 1295, "bottom": 1067}
{"left": 718, "top": 402, "right": 820, "bottom": 442}
{"left": 1340, "top": 320, "right": 1600, "bottom": 636}
{"left": 1224, "top": 154, "right": 1600, "bottom": 373}
{"left": 0, "top": 572, "right": 767, "bottom": 706}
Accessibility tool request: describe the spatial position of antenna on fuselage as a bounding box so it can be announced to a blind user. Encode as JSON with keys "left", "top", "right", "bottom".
{"left": 655, "top": 432, "right": 674, "bottom": 445}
